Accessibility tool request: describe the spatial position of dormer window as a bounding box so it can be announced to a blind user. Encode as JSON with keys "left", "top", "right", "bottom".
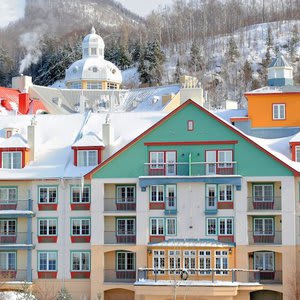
{"left": 90, "top": 48, "right": 97, "bottom": 55}
{"left": 2, "top": 152, "right": 22, "bottom": 169}
{"left": 78, "top": 150, "right": 98, "bottom": 166}
{"left": 6, "top": 130, "right": 12, "bottom": 138}
{"left": 296, "top": 146, "right": 300, "bottom": 162}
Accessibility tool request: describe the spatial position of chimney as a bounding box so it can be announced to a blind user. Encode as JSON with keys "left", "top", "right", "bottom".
{"left": 102, "top": 114, "right": 114, "bottom": 146}
{"left": 12, "top": 75, "right": 32, "bottom": 92}
{"left": 28, "top": 116, "right": 37, "bottom": 161}
{"left": 19, "top": 93, "right": 30, "bottom": 114}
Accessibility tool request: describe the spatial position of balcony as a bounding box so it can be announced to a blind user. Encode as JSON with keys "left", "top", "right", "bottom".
{"left": 0, "top": 232, "right": 32, "bottom": 245}
{"left": 0, "top": 269, "right": 30, "bottom": 282}
{"left": 248, "top": 231, "right": 282, "bottom": 245}
{"left": 104, "top": 269, "right": 136, "bottom": 283}
{"left": 0, "top": 199, "right": 33, "bottom": 211}
{"left": 104, "top": 231, "right": 136, "bottom": 244}
{"left": 104, "top": 198, "right": 136, "bottom": 212}
{"left": 248, "top": 197, "right": 281, "bottom": 211}
{"left": 144, "top": 162, "right": 238, "bottom": 177}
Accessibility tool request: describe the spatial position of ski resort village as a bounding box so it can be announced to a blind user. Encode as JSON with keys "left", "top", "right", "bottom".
{"left": 1, "top": 1, "right": 300, "bottom": 300}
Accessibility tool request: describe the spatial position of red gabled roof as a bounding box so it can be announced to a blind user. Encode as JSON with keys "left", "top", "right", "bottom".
{"left": 0, "top": 87, "right": 20, "bottom": 104}
{"left": 84, "top": 99, "right": 300, "bottom": 179}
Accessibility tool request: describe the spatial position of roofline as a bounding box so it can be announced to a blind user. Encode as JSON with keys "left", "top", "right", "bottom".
{"left": 84, "top": 99, "right": 300, "bottom": 179}
{"left": 244, "top": 91, "right": 300, "bottom": 96}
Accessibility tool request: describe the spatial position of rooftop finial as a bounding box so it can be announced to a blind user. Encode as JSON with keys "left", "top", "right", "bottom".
{"left": 91, "top": 26, "right": 96, "bottom": 34}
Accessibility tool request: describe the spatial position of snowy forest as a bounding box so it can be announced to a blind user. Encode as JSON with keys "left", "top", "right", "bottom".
{"left": 0, "top": 0, "right": 300, "bottom": 104}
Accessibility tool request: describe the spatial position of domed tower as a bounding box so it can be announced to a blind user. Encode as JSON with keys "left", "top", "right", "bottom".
{"left": 65, "top": 27, "right": 122, "bottom": 90}
{"left": 267, "top": 53, "right": 293, "bottom": 87}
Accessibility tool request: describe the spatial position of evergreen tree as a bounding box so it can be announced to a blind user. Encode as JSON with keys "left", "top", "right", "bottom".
{"left": 266, "top": 26, "right": 274, "bottom": 49}
{"left": 56, "top": 287, "right": 72, "bottom": 300}
{"left": 0, "top": 47, "right": 13, "bottom": 86}
{"left": 188, "top": 42, "right": 203, "bottom": 73}
{"left": 225, "top": 36, "right": 240, "bottom": 63}
{"left": 173, "top": 58, "right": 182, "bottom": 83}
{"left": 130, "top": 40, "right": 142, "bottom": 63}
{"left": 289, "top": 24, "right": 299, "bottom": 61}
{"left": 118, "top": 45, "right": 132, "bottom": 70}
{"left": 242, "top": 60, "right": 252, "bottom": 88}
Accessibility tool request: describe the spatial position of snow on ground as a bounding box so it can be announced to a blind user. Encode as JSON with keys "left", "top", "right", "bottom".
{"left": 0, "top": 291, "right": 35, "bottom": 300}
{"left": 121, "top": 67, "right": 140, "bottom": 88}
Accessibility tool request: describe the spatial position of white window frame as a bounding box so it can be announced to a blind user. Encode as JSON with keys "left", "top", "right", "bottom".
{"left": 77, "top": 150, "right": 98, "bottom": 167}
{"left": 71, "top": 251, "right": 90, "bottom": 272}
{"left": 150, "top": 152, "right": 164, "bottom": 169}
{"left": 117, "top": 218, "right": 135, "bottom": 236}
{"left": 0, "top": 187, "right": 17, "bottom": 204}
{"left": 38, "top": 252, "right": 57, "bottom": 271}
{"left": 2, "top": 152, "right": 22, "bottom": 169}
{"left": 87, "top": 81, "right": 102, "bottom": 89}
{"left": 116, "top": 251, "right": 135, "bottom": 271}
{"left": 38, "top": 186, "right": 57, "bottom": 204}
{"left": 38, "top": 219, "right": 57, "bottom": 236}
{"left": 153, "top": 250, "right": 165, "bottom": 274}
{"left": 169, "top": 250, "right": 181, "bottom": 274}
{"left": 215, "top": 250, "right": 228, "bottom": 275}
{"left": 117, "top": 186, "right": 135, "bottom": 203}
{"left": 254, "top": 251, "right": 274, "bottom": 271}
{"left": 218, "top": 218, "right": 233, "bottom": 236}
{"left": 273, "top": 104, "right": 285, "bottom": 120}
{"left": 218, "top": 150, "right": 233, "bottom": 168}
{"left": 71, "top": 219, "right": 90, "bottom": 236}
{"left": 253, "top": 184, "right": 273, "bottom": 202}
{"left": 184, "top": 250, "right": 196, "bottom": 274}
{"left": 150, "top": 185, "right": 164, "bottom": 202}
{"left": 206, "top": 218, "right": 217, "bottom": 235}
{"left": 71, "top": 186, "right": 90, "bottom": 203}
{"left": 218, "top": 185, "right": 233, "bottom": 202}
{"left": 0, "top": 219, "right": 16, "bottom": 235}
{"left": 70, "top": 82, "right": 82, "bottom": 89}
{"left": 0, "top": 252, "right": 16, "bottom": 270}
{"left": 150, "top": 218, "right": 164, "bottom": 236}
{"left": 254, "top": 218, "right": 274, "bottom": 236}
{"left": 166, "top": 218, "right": 176, "bottom": 235}
{"left": 199, "top": 250, "right": 211, "bottom": 275}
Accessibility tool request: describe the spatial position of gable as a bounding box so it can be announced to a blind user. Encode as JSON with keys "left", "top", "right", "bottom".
{"left": 90, "top": 101, "right": 294, "bottom": 179}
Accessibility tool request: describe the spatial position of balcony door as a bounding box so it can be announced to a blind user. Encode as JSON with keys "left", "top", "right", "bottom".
{"left": 166, "top": 151, "right": 176, "bottom": 176}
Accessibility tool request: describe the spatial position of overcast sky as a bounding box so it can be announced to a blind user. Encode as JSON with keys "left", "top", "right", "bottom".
{"left": 118, "top": 0, "right": 173, "bottom": 16}
{"left": 0, "top": 0, "right": 172, "bottom": 29}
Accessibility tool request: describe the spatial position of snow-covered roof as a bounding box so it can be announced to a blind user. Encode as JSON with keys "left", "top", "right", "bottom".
{"left": 245, "top": 85, "right": 300, "bottom": 94}
{"left": 0, "top": 134, "right": 29, "bottom": 148}
{"left": 149, "top": 238, "right": 234, "bottom": 247}
{"left": 72, "top": 132, "right": 104, "bottom": 147}
{"left": 214, "top": 109, "right": 248, "bottom": 123}
{"left": 269, "top": 53, "right": 292, "bottom": 68}
{"left": 0, "top": 111, "right": 166, "bottom": 180}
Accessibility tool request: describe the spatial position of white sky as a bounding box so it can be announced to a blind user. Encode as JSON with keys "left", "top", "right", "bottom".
{"left": 118, "top": 0, "right": 173, "bottom": 16}
{"left": 0, "top": 0, "right": 26, "bottom": 28}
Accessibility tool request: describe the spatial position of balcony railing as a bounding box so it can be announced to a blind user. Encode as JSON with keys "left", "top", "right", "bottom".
{"left": 144, "top": 162, "right": 238, "bottom": 176}
{"left": 104, "top": 269, "right": 136, "bottom": 283}
{"left": 137, "top": 268, "right": 264, "bottom": 284}
{"left": 0, "top": 199, "right": 33, "bottom": 211}
{"left": 248, "top": 231, "right": 282, "bottom": 245}
{"left": 104, "top": 199, "right": 136, "bottom": 212}
{"left": 104, "top": 231, "right": 136, "bottom": 244}
{"left": 247, "top": 197, "right": 281, "bottom": 211}
{"left": 0, "top": 233, "right": 32, "bottom": 244}
{"left": 0, "top": 269, "right": 30, "bottom": 282}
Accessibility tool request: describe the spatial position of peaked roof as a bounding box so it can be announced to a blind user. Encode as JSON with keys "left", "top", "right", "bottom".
{"left": 85, "top": 99, "right": 300, "bottom": 178}
{"left": 72, "top": 132, "right": 104, "bottom": 147}
{"left": 268, "top": 53, "right": 291, "bottom": 68}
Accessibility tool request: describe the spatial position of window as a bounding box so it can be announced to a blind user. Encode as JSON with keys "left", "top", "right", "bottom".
{"left": 71, "top": 186, "right": 90, "bottom": 203}
{"left": 254, "top": 218, "right": 274, "bottom": 235}
{"left": 166, "top": 218, "right": 176, "bottom": 235}
{"left": 219, "top": 185, "right": 233, "bottom": 201}
{"left": 70, "top": 82, "right": 82, "bottom": 89}
{"left": 0, "top": 187, "right": 17, "bottom": 204}
{"left": 107, "top": 82, "right": 118, "bottom": 90}
{"left": 166, "top": 185, "right": 176, "bottom": 209}
{"left": 169, "top": 250, "right": 181, "bottom": 274}
{"left": 206, "top": 185, "right": 217, "bottom": 210}
{"left": 150, "top": 152, "right": 164, "bottom": 169}
{"left": 205, "top": 150, "right": 233, "bottom": 175}
{"left": 117, "top": 219, "right": 135, "bottom": 235}
{"left": 215, "top": 251, "right": 228, "bottom": 274}
{"left": 38, "top": 219, "right": 57, "bottom": 236}
{"left": 199, "top": 251, "right": 211, "bottom": 274}
{"left": 150, "top": 218, "right": 164, "bottom": 235}
{"left": 150, "top": 185, "right": 164, "bottom": 202}
{"left": 219, "top": 218, "right": 233, "bottom": 235}
{"left": 39, "top": 187, "right": 57, "bottom": 204}
{"left": 253, "top": 185, "right": 273, "bottom": 202}
{"left": 117, "top": 252, "right": 135, "bottom": 271}
{"left": 77, "top": 150, "right": 98, "bottom": 166}
{"left": 149, "top": 151, "right": 176, "bottom": 176}
{"left": 153, "top": 250, "right": 165, "bottom": 274}
{"left": 184, "top": 250, "right": 196, "bottom": 274}
{"left": 273, "top": 104, "right": 285, "bottom": 120}
{"left": 87, "top": 82, "right": 102, "bottom": 89}
{"left": 218, "top": 151, "right": 233, "bottom": 168}
{"left": 71, "top": 252, "right": 90, "bottom": 271}
{"left": 0, "top": 252, "right": 16, "bottom": 270}
{"left": 187, "top": 120, "right": 194, "bottom": 131}
{"left": 2, "top": 152, "right": 21, "bottom": 169}
{"left": 71, "top": 219, "right": 90, "bottom": 236}
{"left": 90, "top": 48, "right": 97, "bottom": 55}
{"left": 38, "top": 252, "right": 57, "bottom": 271}
{"left": 296, "top": 146, "right": 300, "bottom": 162}
{"left": 207, "top": 218, "right": 217, "bottom": 235}
{"left": 0, "top": 220, "right": 16, "bottom": 235}
{"left": 117, "top": 186, "right": 135, "bottom": 203}
{"left": 254, "top": 252, "right": 274, "bottom": 271}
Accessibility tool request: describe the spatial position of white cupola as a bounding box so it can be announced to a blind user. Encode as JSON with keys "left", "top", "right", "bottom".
{"left": 82, "top": 27, "right": 105, "bottom": 59}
